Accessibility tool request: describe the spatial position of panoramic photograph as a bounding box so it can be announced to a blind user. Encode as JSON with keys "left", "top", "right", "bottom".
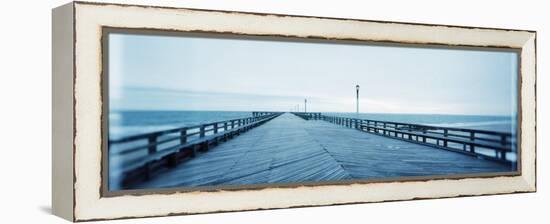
{"left": 106, "top": 32, "right": 519, "bottom": 191}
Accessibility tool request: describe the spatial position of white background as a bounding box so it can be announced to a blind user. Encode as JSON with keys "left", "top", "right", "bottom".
{"left": 0, "top": 0, "right": 546, "bottom": 223}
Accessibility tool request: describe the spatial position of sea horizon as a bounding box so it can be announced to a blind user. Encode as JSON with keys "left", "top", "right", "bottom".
{"left": 109, "top": 109, "right": 514, "bottom": 118}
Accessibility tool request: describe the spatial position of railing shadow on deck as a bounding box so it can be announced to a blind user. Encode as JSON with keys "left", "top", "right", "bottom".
{"left": 109, "top": 112, "right": 283, "bottom": 189}
{"left": 291, "top": 112, "right": 517, "bottom": 169}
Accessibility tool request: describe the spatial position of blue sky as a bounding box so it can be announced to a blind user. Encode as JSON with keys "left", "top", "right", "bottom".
{"left": 109, "top": 33, "right": 518, "bottom": 116}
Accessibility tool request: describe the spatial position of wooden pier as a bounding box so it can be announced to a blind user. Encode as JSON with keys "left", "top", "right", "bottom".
{"left": 110, "top": 112, "right": 515, "bottom": 190}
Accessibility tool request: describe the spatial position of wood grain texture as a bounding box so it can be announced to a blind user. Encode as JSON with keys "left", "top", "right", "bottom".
{"left": 132, "top": 113, "right": 509, "bottom": 189}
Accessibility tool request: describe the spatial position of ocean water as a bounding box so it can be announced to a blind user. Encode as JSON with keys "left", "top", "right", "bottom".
{"left": 110, "top": 110, "right": 516, "bottom": 139}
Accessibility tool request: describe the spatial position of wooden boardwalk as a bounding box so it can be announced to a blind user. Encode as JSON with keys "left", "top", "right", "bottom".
{"left": 132, "top": 113, "right": 511, "bottom": 189}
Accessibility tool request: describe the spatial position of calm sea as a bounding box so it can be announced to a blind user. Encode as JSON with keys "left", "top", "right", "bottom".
{"left": 109, "top": 110, "right": 516, "bottom": 139}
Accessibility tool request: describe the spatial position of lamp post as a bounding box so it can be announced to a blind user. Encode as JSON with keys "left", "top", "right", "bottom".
{"left": 356, "top": 85, "right": 360, "bottom": 116}
{"left": 304, "top": 99, "right": 307, "bottom": 113}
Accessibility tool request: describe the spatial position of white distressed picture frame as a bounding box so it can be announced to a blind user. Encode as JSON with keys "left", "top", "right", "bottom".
{"left": 52, "top": 1, "right": 536, "bottom": 222}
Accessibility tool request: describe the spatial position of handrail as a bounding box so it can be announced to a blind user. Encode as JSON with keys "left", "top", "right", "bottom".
{"left": 109, "top": 112, "right": 283, "bottom": 188}
{"left": 110, "top": 116, "right": 270, "bottom": 144}
{"left": 295, "top": 113, "right": 516, "bottom": 166}
{"left": 295, "top": 113, "right": 512, "bottom": 136}
{"left": 291, "top": 112, "right": 322, "bottom": 120}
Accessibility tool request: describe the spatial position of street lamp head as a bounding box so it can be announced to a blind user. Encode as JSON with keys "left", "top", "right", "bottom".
{"left": 356, "top": 84, "right": 360, "bottom": 90}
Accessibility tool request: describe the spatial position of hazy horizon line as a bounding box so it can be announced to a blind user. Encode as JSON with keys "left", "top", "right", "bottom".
{"left": 109, "top": 109, "right": 515, "bottom": 117}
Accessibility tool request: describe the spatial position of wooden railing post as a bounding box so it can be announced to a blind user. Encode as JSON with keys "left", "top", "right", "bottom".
{"left": 213, "top": 123, "right": 218, "bottom": 134}
{"left": 231, "top": 120, "right": 235, "bottom": 129}
{"left": 500, "top": 135, "right": 507, "bottom": 160}
{"left": 180, "top": 128, "right": 187, "bottom": 144}
{"left": 148, "top": 135, "right": 158, "bottom": 154}
{"left": 501, "top": 135, "right": 507, "bottom": 145}
{"left": 470, "top": 132, "right": 475, "bottom": 152}
{"left": 200, "top": 125, "right": 206, "bottom": 138}
{"left": 443, "top": 129, "right": 448, "bottom": 147}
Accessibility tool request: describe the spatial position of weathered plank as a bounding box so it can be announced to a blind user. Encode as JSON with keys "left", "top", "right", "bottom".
{"left": 131, "top": 113, "right": 511, "bottom": 190}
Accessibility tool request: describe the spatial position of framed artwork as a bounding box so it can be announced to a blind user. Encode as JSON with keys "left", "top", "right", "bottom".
{"left": 52, "top": 1, "right": 536, "bottom": 221}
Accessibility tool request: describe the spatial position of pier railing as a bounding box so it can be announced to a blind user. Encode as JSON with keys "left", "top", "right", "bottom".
{"left": 109, "top": 112, "right": 283, "bottom": 188}
{"left": 291, "top": 112, "right": 322, "bottom": 120}
{"left": 305, "top": 114, "right": 516, "bottom": 166}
